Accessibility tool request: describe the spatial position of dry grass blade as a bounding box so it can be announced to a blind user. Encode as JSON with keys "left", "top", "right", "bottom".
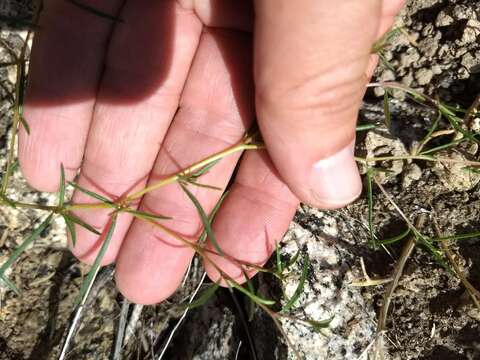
{"left": 59, "top": 267, "right": 114, "bottom": 360}
{"left": 376, "top": 236, "right": 416, "bottom": 335}
{"left": 373, "top": 178, "right": 430, "bottom": 359}
{"left": 113, "top": 298, "right": 130, "bottom": 360}
{"left": 156, "top": 272, "right": 207, "bottom": 360}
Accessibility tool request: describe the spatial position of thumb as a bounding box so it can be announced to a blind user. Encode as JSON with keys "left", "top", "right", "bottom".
{"left": 254, "top": 0, "right": 402, "bottom": 208}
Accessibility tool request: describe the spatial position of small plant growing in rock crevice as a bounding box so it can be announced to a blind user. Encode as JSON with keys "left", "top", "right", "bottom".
{"left": 2, "top": 2, "right": 480, "bottom": 359}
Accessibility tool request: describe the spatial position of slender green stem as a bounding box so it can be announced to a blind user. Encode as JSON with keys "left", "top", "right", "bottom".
{"left": 11, "top": 201, "right": 113, "bottom": 212}
{"left": 66, "top": 202, "right": 114, "bottom": 211}
{"left": 12, "top": 202, "right": 59, "bottom": 211}
{"left": 124, "top": 142, "right": 260, "bottom": 202}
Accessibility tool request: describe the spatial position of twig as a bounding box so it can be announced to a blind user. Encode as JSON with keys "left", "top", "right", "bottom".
{"left": 376, "top": 236, "right": 416, "bottom": 334}
{"left": 113, "top": 297, "right": 130, "bottom": 360}
{"left": 124, "top": 304, "right": 144, "bottom": 345}
{"left": 234, "top": 341, "right": 243, "bottom": 360}
{"left": 124, "top": 142, "right": 261, "bottom": 202}
{"left": 58, "top": 266, "right": 114, "bottom": 360}
{"left": 464, "top": 94, "right": 480, "bottom": 127}
{"left": 156, "top": 272, "right": 207, "bottom": 360}
{"left": 373, "top": 178, "right": 427, "bottom": 359}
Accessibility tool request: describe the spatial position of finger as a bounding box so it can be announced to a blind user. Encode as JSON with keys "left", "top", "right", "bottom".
{"left": 377, "top": 0, "right": 406, "bottom": 37}
{"left": 180, "top": 0, "right": 253, "bottom": 32}
{"left": 254, "top": 0, "right": 400, "bottom": 209}
{"left": 204, "top": 150, "right": 299, "bottom": 284}
{"left": 115, "top": 29, "right": 255, "bottom": 304}
{"left": 366, "top": 0, "right": 407, "bottom": 77}
{"left": 19, "top": 0, "right": 123, "bottom": 191}
{"left": 69, "top": 0, "right": 203, "bottom": 265}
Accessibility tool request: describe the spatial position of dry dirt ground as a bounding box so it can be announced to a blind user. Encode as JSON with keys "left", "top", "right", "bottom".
{"left": 1, "top": 0, "right": 480, "bottom": 359}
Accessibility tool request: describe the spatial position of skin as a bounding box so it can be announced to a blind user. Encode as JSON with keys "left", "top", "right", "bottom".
{"left": 19, "top": 0, "right": 405, "bottom": 304}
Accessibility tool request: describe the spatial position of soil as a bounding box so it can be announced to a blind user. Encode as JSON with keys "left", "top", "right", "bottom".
{"left": 1, "top": 0, "right": 480, "bottom": 359}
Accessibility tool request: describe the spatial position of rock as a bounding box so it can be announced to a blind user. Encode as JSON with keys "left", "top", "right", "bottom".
{"left": 280, "top": 220, "right": 375, "bottom": 360}
{"left": 452, "top": 5, "right": 477, "bottom": 21}
{"left": 364, "top": 131, "right": 409, "bottom": 184}
{"left": 460, "top": 20, "right": 480, "bottom": 44}
{"left": 436, "top": 11, "right": 454, "bottom": 27}
{"left": 432, "top": 151, "right": 480, "bottom": 191}
{"left": 415, "top": 68, "right": 434, "bottom": 85}
{"left": 402, "top": 163, "right": 423, "bottom": 188}
{"left": 461, "top": 51, "right": 480, "bottom": 72}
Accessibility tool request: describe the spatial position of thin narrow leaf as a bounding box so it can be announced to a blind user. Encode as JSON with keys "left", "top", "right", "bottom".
{"left": 75, "top": 215, "right": 117, "bottom": 306}
{"left": 379, "top": 228, "right": 411, "bottom": 245}
{"left": 384, "top": 90, "right": 391, "bottom": 129}
{"left": 59, "top": 164, "right": 66, "bottom": 208}
{"left": 19, "top": 116, "right": 30, "bottom": 134}
{"left": 414, "top": 231, "right": 449, "bottom": 270}
{"left": 440, "top": 106, "right": 480, "bottom": 144}
{"left": 68, "top": 182, "right": 114, "bottom": 204}
{"left": 190, "top": 159, "right": 221, "bottom": 178}
{"left": 64, "top": 215, "right": 76, "bottom": 246}
{"left": 186, "top": 179, "right": 222, "bottom": 191}
{"left": 241, "top": 270, "right": 256, "bottom": 322}
{"left": 372, "top": 27, "right": 402, "bottom": 54}
{"left": 0, "top": 214, "right": 53, "bottom": 275}
{"left": 67, "top": 0, "right": 122, "bottom": 22}
{"left": 0, "top": 273, "right": 20, "bottom": 295}
{"left": 431, "top": 230, "right": 480, "bottom": 242}
{"left": 180, "top": 183, "right": 223, "bottom": 255}
{"left": 444, "top": 103, "right": 467, "bottom": 114}
{"left": 229, "top": 281, "right": 276, "bottom": 306}
{"left": 306, "top": 317, "right": 333, "bottom": 332}
{"left": 285, "top": 249, "right": 301, "bottom": 269}
{"left": 64, "top": 213, "right": 101, "bottom": 236}
{"left": 380, "top": 53, "right": 396, "bottom": 72}
{"left": 275, "top": 241, "right": 283, "bottom": 275}
{"left": 10, "top": 160, "right": 19, "bottom": 174}
{"left": 356, "top": 123, "right": 377, "bottom": 132}
{"left": 424, "top": 111, "right": 442, "bottom": 142}
{"left": 180, "top": 282, "right": 219, "bottom": 310}
{"left": 402, "top": 89, "right": 427, "bottom": 103}
{"left": 282, "top": 255, "right": 309, "bottom": 312}
{"left": 464, "top": 166, "right": 480, "bottom": 174}
{"left": 420, "top": 138, "right": 467, "bottom": 156}
{"left": 126, "top": 209, "right": 171, "bottom": 221}
{"left": 198, "top": 190, "right": 229, "bottom": 244}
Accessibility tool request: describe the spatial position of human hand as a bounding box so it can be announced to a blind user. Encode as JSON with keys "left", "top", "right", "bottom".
{"left": 19, "top": 0, "right": 404, "bottom": 304}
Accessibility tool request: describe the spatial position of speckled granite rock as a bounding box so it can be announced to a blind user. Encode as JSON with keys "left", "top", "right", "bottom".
{"left": 280, "top": 219, "right": 376, "bottom": 359}
{"left": 2, "top": 0, "right": 480, "bottom": 359}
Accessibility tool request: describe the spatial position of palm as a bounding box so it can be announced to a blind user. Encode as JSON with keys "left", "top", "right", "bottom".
{"left": 19, "top": 0, "right": 298, "bottom": 304}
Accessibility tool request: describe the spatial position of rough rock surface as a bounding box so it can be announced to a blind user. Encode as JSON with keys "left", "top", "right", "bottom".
{"left": 1, "top": 0, "right": 480, "bottom": 360}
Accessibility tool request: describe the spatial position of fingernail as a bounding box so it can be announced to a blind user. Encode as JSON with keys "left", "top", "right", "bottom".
{"left": 310, "top": 140, "right": 362, "bottom": 207}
